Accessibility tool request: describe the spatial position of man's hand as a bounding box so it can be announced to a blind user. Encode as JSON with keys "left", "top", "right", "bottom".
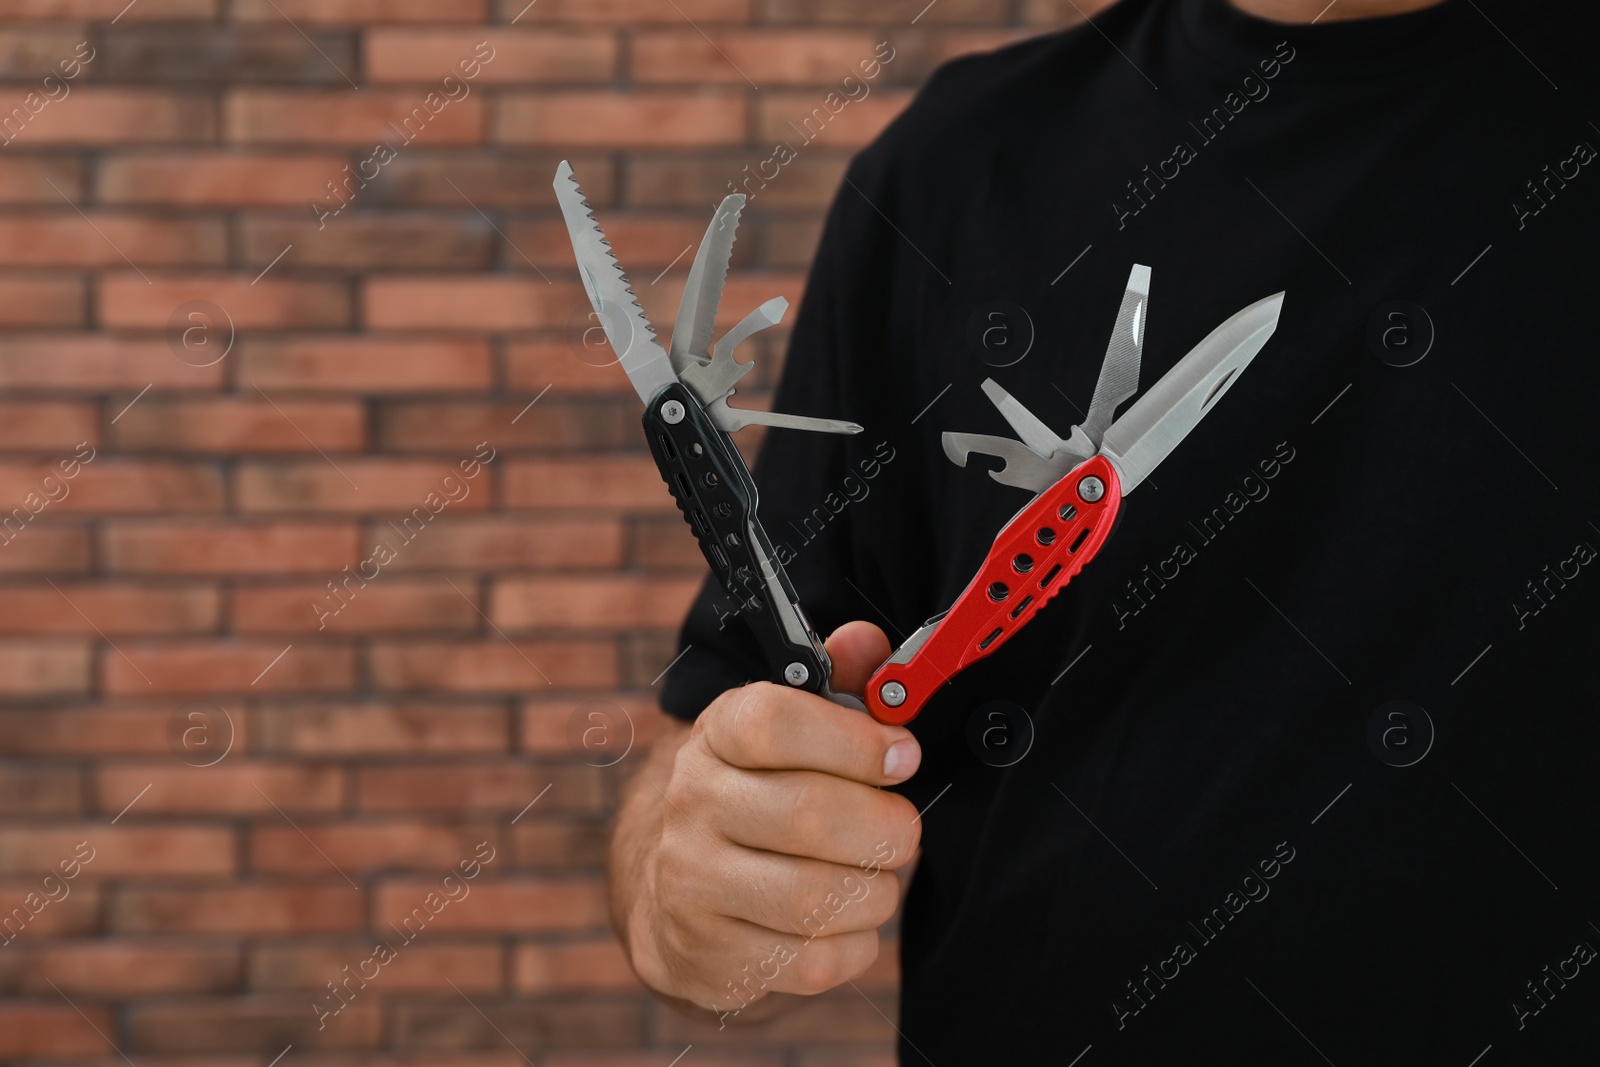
{"left": 608, "top": 621, "right": 921, "bottom": 1018}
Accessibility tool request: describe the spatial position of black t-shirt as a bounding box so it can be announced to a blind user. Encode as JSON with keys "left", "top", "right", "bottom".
{"left": 661, "top": 0, "right": 1600, "bottom": 1060}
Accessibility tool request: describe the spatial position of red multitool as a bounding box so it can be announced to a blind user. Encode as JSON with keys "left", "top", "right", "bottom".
{"left": 865, "top": 266, "right": 1285, "bottom": 724}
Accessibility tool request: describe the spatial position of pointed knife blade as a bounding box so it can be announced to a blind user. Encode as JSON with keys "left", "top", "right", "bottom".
{"left": 670, "top": 193, "right": 745, "bottom": 373}
{"left": 552, "top": 160, "right": 677, "bottom": 405}
{"left": 1099, "top": 291, "right": 1285, "bottom": 494}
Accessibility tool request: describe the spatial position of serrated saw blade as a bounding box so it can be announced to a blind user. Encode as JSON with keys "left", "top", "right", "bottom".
{"left": 552, "top": 160, "right": 677, "bottom": 405}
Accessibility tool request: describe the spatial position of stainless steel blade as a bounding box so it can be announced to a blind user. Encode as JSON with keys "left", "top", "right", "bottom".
{"left": 669, "top": 193, "right": 745, "bottom": 373}
{"left": 707, "top": 399, "right": 863, "bottom": 436}
{"left": 552, "top": 160, "right": 677, "bottom": 405}
{"left": 980, "top": 379, "right": 1069, "bottom": 459}
{"left": 678, "top": 296, "right": 784, "bottom": 411}
{"left": 1099, "top": 291, "right": 1285, "bottom": 494}
{"left": 1080, "top": 263, "right": 1150, "bottom": 445}
{"left": 942, "top": 431, "right": 1076, "bottom": 493}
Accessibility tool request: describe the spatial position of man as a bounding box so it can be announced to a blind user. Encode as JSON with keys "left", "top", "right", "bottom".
{"left": 610, "top": 0, "right": 1600, "bottom": 1060}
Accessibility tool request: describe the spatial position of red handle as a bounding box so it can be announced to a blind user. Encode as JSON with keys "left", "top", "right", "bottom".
{"left": 864, "top": 455, "right": 1122, "bottom": 725}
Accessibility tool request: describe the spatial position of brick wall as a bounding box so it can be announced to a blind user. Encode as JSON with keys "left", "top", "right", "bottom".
{"left": 0, "top": 2, "right": 1093, "bottom": 1064}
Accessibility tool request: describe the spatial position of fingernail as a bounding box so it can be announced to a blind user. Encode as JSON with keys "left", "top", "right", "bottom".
{"left": 883, "top": 739, "right": 920, "bottom": 780}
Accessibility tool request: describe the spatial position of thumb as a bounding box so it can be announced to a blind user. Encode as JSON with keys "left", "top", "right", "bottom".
{"left": 823, "top": 620, "right": 892, "bottom": 697}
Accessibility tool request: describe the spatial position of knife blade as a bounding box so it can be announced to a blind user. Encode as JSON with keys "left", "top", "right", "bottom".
{"left": 552, "top": 160, "right": 677, "bottom": 405}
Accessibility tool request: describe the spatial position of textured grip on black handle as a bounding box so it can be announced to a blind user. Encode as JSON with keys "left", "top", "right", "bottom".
{"left": 642, "top": 384, "right": 830, "bottom": 694}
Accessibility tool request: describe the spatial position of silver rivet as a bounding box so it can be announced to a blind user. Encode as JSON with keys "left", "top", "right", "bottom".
{"left": 1078, "top": 475, "right": 1105, "bottom": 503}
{"left": 880, "top": 681, "right": 906, "bottom": 707}
{"left": 783, "top": 662, "right": 809, "bottom": 686}
{"left": 660, "top": 399, "right": 686, "bottom": 424}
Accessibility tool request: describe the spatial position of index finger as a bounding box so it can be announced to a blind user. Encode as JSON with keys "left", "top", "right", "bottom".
{"left": 696, "top": 682, "right": 921, "bottom": 786}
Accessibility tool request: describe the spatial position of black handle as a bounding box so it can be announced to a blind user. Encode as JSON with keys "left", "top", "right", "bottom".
{"left": 643, "top": 384, "right": 833, "bottom": 695}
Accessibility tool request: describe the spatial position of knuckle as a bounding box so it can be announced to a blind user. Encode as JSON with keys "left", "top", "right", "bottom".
{"left": 790, "top": 944, "right": 845, "bottom": 993}
{"left": 708, "top": 683, "right": 780, "bottom": 767}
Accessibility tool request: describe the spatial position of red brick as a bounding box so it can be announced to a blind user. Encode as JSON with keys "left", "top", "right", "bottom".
{"left": 0, "top": 459, "right": 222, "bottom": 514}
{"left": 376, "top": 398, "right": 632, "bottom": 452}
{"left": 509, "top": 816, "right": 608, "bottom": 870}
{"left": 126, "top": 996, "right": 382, "bottom": 1053}
{"left": 543, "top": 1057, "right": 785, "bottom": 1067}
{"left": 99, "top": 273, "right": 351, "bottom": 329}
{"left": 251, "top": 822, "right": 500, "bottom": 875}
{"left": 0, "top": 214, "right": 226, "bottom": 267}
{"left": 249, "top": 940, "right": 503, "bottom": 992}
{"left": 236, "top": 459, "right": 496, "bottom": 514}
{"left": 0, "top": 1002, "right": 112, "bottom": 1057}
{"left": 763, "top": 214, "right": 826, "bottom": 268}
{"left": 0, "top": 401, "right": 97, "bottom": 449}
{"left": 513, "top": 937, "right": 638, "bottom": 994}
{"left": 498, "top": 0, "right": 749, "bottom": 21}
{"left": 102, "top": 640, "right": 356, "bottom": 696}
{"left": 508, "top": 213, "right": 719, "bottom": 274}
{"left": 0, "top": 703, "right": 247, "bottom": 756}
{"left": 502, "top": 456, "right": 669, "bottom": 510}
{"left": 0, "top": 878, "right": 100, "bottom": 936}
{"left": 0, "top": 767, "right": 81, "bottom": 816}
{"left": 496, "top": 91, "right": 746, "bottom": 147}
{"left": 0, "top": 275, "right": 83, "bottom": 326}
{"left": 374, "top": 877, "right": 606, "bottom": 933}
{"left": 0, "top": 155, "right": 81, "bottom": 204}
{"left": 629, "top": 513, "right": 704, "bottom": 569}
{"left": 518, "top": 695, "right": 666, "bottom": 756}
{"left": 99, "top": 151, "right": 350, "bottom": 206}
{"left": 112, "top": 886, "right": 363, "bottom": 935}
{"left": 5, "top": 0, "right": 215, "bottom": 16}
{"left": 755, "top": 89, "right": 913, "bottom": 147}
{"left": 252, "top": 702, "right": 508, "bottom": 756}
{"left": 633, "top": 30, "right": 877, "bottom": 84}
{"left": 112, "top": 399, "right": 366, "bottom": 453}
{"left": 374, "top": 151, "right": 616, "bottom": 207}
{"left": 630, "top": 152, "right": 848, "bottom": 208}
{"left": 655, "top": 987, "right": 893, "bottom": 1043}
{"left": 0, "top": 639, "right": 89, "bottom": 695}
{"left": 0, "top": 825, "right": 233, "bottom": 877}
{"left": 763, "top": 0, "right": 994, "bottom": 21}
{"left": 359, "top": 517, "right": 625, "bottom": 570}
{"left": 368, "top": 638, "right": 616, "bottom": 691}
{"left": 4, "top": 89, "right": 215, "bottom": 145}
{"left": 1026, "top": 0, "right": 1119, "bottom": 23}
{"left": 238, "top": 336, "right": 493, "bottom": 393}
{"left": 235, "top": 0, "right": 484, "bottom": 20}
{"left": 0, "top": 30, "right": 72, "bottom": 71}
{"left": 233, "top": 578, "right": 481, "bottom": 634}
{"left": 795, "top": 1054, "right": 897, "bottom": 1067}
{"left": 366, "top": 29, "right": 616, "bottom": 84}
{"left": 357, "top": 762, "right": 603, "bottom": 813}
{"left": 240, "top": 213, "right": 496, "bottom": 270}
{"left": 10, "top": 942, "right": 241, "bottom": 996}
{"left": 504, "top": 339, "right": 635, "bottom": 396}
{"left": 492, "top": 575, "right": 699, "bottom": 631}
{"left": 363, "top": 276, "right": 584, "bottom": 331}
{"left": 0, "top": 582, "right": 219, "bottom": 635}
{"left": 0, "top": 336, "right": 225, "bottom": 390}
{"left": 225, "top": 90, "right": 484, "bottom": 145}
{"left": 101, "top": 521, "right": 360, "bottom": 576}
{"left": 97, "top": 764, "right": 343, "bottom": 816}
{"left": 0, "top": 522, "right": 90, "bottom": 574}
